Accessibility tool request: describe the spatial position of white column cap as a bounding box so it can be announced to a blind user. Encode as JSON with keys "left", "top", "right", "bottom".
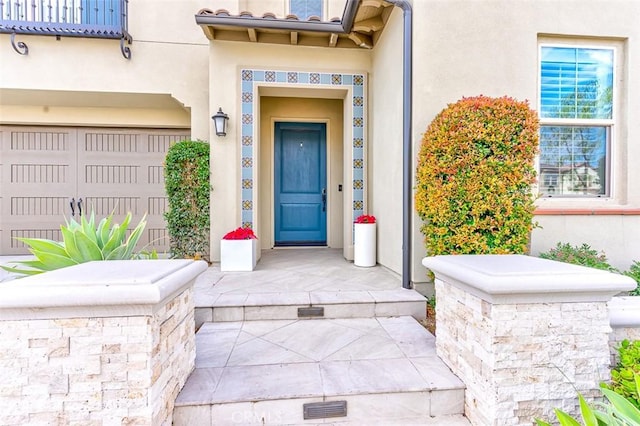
{"left": 423, "top": 255, "right": 636, "bottom": 304}
{"left": 0, "top": 260, "right": 208, "bottom": 319}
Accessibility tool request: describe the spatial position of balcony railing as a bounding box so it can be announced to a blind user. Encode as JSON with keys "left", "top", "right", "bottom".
{"left": 1, "top": 0, "right": 132, "bottom": 58}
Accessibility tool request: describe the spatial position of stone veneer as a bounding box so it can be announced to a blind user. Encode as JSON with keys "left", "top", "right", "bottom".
{"left": 0, "top": 259, "right": 207, "bottom": 426}
{"left": 423, "top": 255, "right": 636, "bottom": 426}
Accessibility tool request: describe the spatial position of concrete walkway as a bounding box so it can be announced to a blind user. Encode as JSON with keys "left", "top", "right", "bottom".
{"left": 174, "top": 316, "right": 467, "bottom": 425}
{"left": 175, "top": 248, "right": 470, "bottom": 425}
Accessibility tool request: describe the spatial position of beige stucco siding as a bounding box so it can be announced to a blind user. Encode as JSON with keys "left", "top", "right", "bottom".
{"left": 0, "top": 0, "right": 210, "bottom": 135}
{"left": 3, "top": 0, "right": 638, "bottom": 273}
{"left": 206, "top": 0, "right": 640, "bottom": 273}
{"left": 402, "top": 0, "right": 640, "bottom": 274}
{"left": 0, "top": 1, "right": 212, "bottom": 257}
{"left": 207, "top": 41, "right": 369, "bottom": 260}
{"left": 370, "top": 7, "right": 405, "bottom": 277}
{"left": 531, "top": 215, "right": 640, "bottom": 270}
{"left": 0, "top": 102, "right": 190, "bottom": 129}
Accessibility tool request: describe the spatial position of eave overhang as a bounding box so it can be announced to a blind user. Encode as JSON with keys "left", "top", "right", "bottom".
{"left": 195, "top": 0, "right": 393, "bottom": 49}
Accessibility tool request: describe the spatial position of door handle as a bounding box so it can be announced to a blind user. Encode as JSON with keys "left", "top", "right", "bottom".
{"left": 321, "top": 188, "right": 326, "bottom": 212}
{"left": 77, "top": 198, "right": 83, "bottom": 217}
{"left": 69, "top": 198, "right": 75, "bottom": 217}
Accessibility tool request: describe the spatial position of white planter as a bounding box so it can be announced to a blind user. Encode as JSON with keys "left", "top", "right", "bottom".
{"left": 354, "top": 223, "right": 376, "bottom": 267}
{"left": 220, "top": 239, "right": 257, "bottom": 272}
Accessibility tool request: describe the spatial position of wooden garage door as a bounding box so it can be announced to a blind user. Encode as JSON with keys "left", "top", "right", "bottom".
{"left": 0, "top": 126, "right": 190, "bottom": 255}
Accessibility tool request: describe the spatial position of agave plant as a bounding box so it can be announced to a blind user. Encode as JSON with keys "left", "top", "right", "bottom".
{"left": 536, "top": 373, "right": 640, "bottom": 426}
{"left": 1, "top": 211, "right": 154, "bottom": 277}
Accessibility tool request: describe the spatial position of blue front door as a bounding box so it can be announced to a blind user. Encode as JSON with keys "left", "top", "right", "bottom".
{"left": 275, "top": 122, "right": 327, "bottom": 246}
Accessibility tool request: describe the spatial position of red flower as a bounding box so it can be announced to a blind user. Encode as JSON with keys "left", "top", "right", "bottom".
{"left": 355, "top": 214, "right": 376, "bottom": 224}
{"left": 223, "top": 227, "right": 257, "bottom": 240}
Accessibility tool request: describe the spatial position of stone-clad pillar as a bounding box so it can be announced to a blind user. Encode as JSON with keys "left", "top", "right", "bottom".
{"left": 0, "top": 259, "right": 207, "bottom": 426}
{"left": 423, "top": 254, "right": 636, "bottom": 426}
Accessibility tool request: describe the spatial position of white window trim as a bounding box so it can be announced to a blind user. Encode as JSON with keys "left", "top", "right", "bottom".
{"left": 537, "top": 42, "right": 618, "bottom": 201}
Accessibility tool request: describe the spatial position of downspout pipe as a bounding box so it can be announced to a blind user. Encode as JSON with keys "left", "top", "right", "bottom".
{"left": 386, "top": 0, "right": 413, "bottom": 290}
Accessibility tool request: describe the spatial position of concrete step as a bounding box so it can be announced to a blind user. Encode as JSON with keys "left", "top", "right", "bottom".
{"left": 195, "top": 288, "right": 427, "bottom": 326}
{"left": 192, "top": 252, "right": 429, "bottom": 326}
{"left": 173, "top": 316, "right": 467, "bottom": 425}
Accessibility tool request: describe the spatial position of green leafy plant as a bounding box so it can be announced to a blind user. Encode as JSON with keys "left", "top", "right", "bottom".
{"left": 427, "top": 295, "right": 436, "bottom": 309}
{"left": 624, "top": 262, "right": 640, "bottom": 296}
{"left": 1, "top": 211, "right": 152, "bottom": 276}
{"left": 415, "top": 95, "right": 539, "bottom": 255}
{"left": 164, "top": 140, "right": 210, "bottom": 260}
{"left": 604, "top": 340, "right": 640, "bottom": 410}
{"left": 536, "top": 374, "right": 640, "bottom": 425}
{"left": 539, "top": 243, "right": 617, "bottom": 272}
{"left": 538, "top": 243, "right": 639, "bottom": 294}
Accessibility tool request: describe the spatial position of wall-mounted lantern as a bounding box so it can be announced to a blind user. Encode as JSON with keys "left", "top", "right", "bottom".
{"left": 212, "top": 107, "right": 229, "bottom": 137}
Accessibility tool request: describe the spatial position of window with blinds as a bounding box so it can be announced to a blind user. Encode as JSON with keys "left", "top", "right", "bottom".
{"left": 290, "top": 0, "right": 323, "bottom": 20}
{"left": 538, "top": 46, "right": 614, "bottom": 197}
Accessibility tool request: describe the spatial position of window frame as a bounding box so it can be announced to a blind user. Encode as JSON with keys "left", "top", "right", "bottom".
{"left": 537, "top": 42, "right": 618, "bottom": 199}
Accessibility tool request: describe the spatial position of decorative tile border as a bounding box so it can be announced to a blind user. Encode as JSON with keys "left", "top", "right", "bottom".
{"left": 240, "top": 69, "right": 366, "bottom": 230}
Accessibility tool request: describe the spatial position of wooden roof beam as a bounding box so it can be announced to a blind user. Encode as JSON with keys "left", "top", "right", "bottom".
{"left": 352, "top": 16, "right": 384, "bottom": 33}
{"left": 329, "top": 33, "right": 338, "bottom": 47}
{"left": 248, "top": 28, "right": 257, "bottom": 42}
{"left": 202, "top": 25, "right": 215, "bottom": 40}
{"left": 348, "top": 32, "right": 373, "bottom": 49}
{"left": 362, "top": 0, "right": 386, "bottom": 7}
{"left": 291, "top": 31, "right": 298, "bottom": 45}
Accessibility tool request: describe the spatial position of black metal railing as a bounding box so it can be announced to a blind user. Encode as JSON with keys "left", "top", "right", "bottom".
{"left": 0, "top": 0, "right": 131, "bottom": 58}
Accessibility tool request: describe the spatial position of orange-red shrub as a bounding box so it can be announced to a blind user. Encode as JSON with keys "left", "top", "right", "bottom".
{"left": 415, "top": 95, "right": 539, "bottom": 255}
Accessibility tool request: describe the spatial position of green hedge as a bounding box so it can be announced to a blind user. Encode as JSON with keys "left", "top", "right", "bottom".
{"left": 605, "top": 339, "right": 640, "bottom": 410}
{"left": 164, "top": 140, "right": 210, "bottom": 259}
{"left": 626, "top": 261, "right": 640, "bottom": 296}
{"left": 415, "top": 95, "right": 539, "bottom": 255}
{"left": 539, "top": 242, "right": 616, "bottom": 271}
{"left": 539, "top": 242, "right": 640, "bottom": 295}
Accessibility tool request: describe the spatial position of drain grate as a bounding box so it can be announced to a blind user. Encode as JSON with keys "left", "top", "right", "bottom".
{"left": 298, "top": 306, "right": 324, "bottom": 318}
{"left": 303, "top": 401, "right": 347, "bottom": 419}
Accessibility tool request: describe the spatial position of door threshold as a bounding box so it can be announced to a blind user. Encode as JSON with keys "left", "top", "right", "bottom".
{"left": 273, "top": 243, "right": 328, "bottom": 249}
{"left": 272, "top": 246, "right": 329, "bottom": 250}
